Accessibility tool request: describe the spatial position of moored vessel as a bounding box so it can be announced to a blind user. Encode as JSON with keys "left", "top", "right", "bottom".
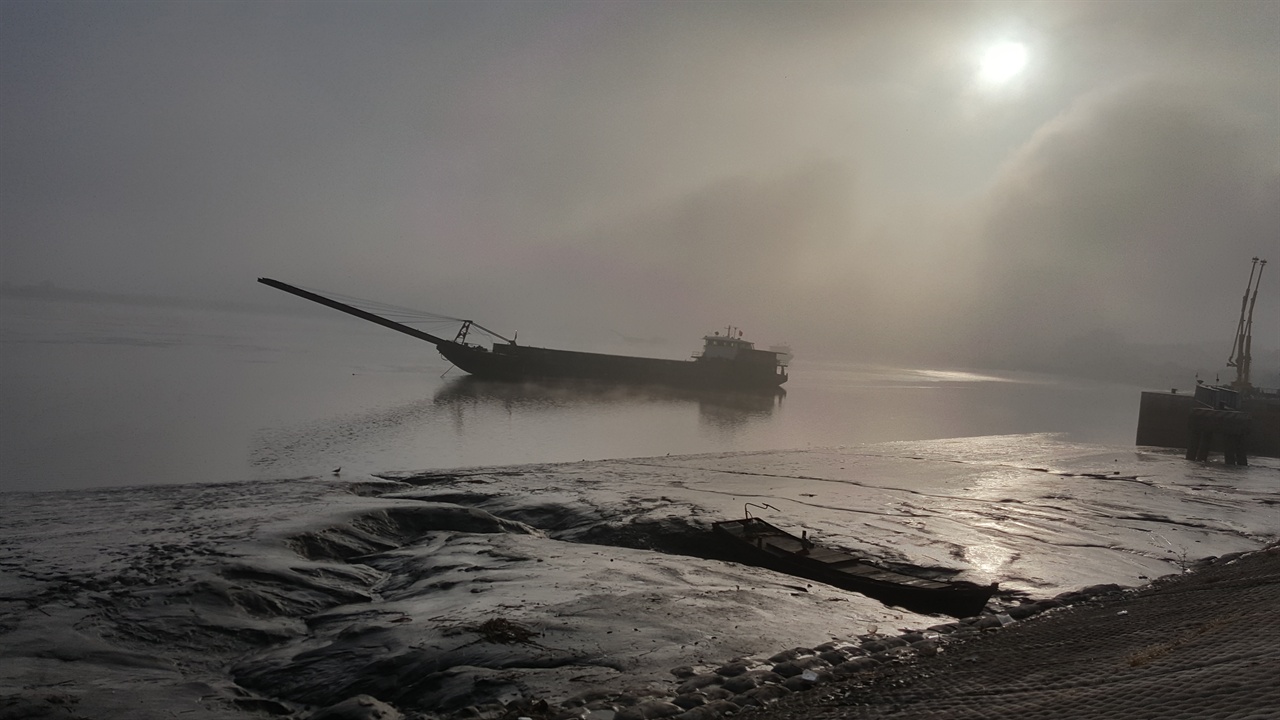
{"left": 258, "top": 278, "right": 788, "bottom": 390}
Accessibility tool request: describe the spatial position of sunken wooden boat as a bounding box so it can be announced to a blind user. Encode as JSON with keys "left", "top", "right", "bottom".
{"left": 713, "top": 516, "right": 997, "bottom": 618}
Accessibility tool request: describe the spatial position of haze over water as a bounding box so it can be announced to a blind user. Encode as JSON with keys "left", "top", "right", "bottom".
{"left": 2, "top": 6, "right": 1279, "bottom": 717}
{"left": 2, "top": 297, "right": 1143, "bottom": 493}
{"left": 3, "top": 3, "right": 1277, "bottom": 378}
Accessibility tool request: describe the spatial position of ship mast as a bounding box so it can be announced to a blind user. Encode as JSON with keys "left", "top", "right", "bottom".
{"left": 1226, "top": 257, "right": 1266, "bottom": 393}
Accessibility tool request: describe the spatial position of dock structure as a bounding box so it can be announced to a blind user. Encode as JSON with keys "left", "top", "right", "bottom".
{"left": 1136, "top": 258, "right": 1277, "bottom": 463}
{"left": 1185, "top": 407, "right": 1251, "bottom": 465}
{"left": 1137, "top": 390, "right": 1278, "bottom": 461}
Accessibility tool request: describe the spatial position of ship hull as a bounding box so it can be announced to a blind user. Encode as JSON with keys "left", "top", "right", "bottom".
{"left": 438, "top": 341, "right": 787, "bottom": 390}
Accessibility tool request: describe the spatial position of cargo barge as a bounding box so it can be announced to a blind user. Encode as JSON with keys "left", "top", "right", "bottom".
{"left": 258, "top": 278, "right": 788, "bottom": 390}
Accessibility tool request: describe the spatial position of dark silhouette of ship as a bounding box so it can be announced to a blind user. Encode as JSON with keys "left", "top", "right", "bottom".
{"left": 258, "top": 278, "right": 788, "bottom": 390}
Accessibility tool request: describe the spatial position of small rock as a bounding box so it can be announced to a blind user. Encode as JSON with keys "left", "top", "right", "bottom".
{"left": 309, "top": 695, "right": 402, "bottom": 720}
{"left": 723, "top": 669, "right": 783, "bottom": 694}
{"left": 714, "top": 662, "right": 749, "bottom": 677}
{"left": 455, "top": 704, "right": 505, "bottom": 720}
{"left": 670, "top": 666, "right": 697, "bottom": 679}
{"left": 781, "top": 669, "right": 832, "bottom": 692}
{"left": 613, "top": 693, "right": 646, "bottom": 707}
{"left": 911, "top": 640, "right": 939, "bottom": 657}
{"left": 767, "top": 647, "right": 812, "bottom": 664}
{"left": 676, "top": 675, "right": 723, "bottom": 695}
{"left": 770, "top": 662, "right": 800, "bottom": 678}
{"left": 882, "top": 646, "right": 916, "bottom": 661}
{"left": 564, "top": 691, "right": 613, "bottom": 708}
{"left": 721, "top": 674, "right": 760, "bottom": 694}
{"left": 781, "top": 676, "right": 809, "bottom": 692}
{"left": 616, "top": 701, "right": 682, "bottom": 720}
{"left": 674, "top": 700, "right": 740, "bottom": 720}
{"left": 671, "top": 694, "right": 707, "bottom": 710}
{"left": 1006, "top": 604, "right": 1041, "bottom": 620}
{"left": 734, "top": 684, "right": 791, "bottom": 707}
{"left": 770, "top": 656, "right": 831, "bottom": 678}
{"left": 832, "top": 657, "right": 880, "bottom": 678}
{"left": 506, "top": 699, "right": 551, "bottom": 717}
{"left": 974, "top": 616, "right": 1004, "bottom": 630}
{"left": 818, "top": 649, "right": 849, "bottom": 665}
{"left": 1078, "top": 583, "right": 1125, "bottom": 597}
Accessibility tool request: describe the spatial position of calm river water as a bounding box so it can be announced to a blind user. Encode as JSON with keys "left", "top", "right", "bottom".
{"left": 1, "top": 296, "right": 1144, "bottom": 492}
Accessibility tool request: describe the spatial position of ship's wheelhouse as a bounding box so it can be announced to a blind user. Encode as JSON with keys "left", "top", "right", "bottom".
{"left": 699, "top": 329, "right": 786, "bottom": 378}
{"left": 701, "top": 333, "right": 755, "bottom": 360}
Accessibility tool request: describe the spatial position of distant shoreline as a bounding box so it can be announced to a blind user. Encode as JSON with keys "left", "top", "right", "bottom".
{"left": 0, "top": 281, "right": 295, "bottom": 316}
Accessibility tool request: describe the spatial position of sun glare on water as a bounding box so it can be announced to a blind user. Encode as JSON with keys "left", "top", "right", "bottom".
{"left": 978, "top": 41, "right": 1029, "bottom": 86}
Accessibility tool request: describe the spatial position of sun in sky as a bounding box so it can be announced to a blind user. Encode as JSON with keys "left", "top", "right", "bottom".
{"left": 978, "top": 41, "right": 1029, "bottom": 86}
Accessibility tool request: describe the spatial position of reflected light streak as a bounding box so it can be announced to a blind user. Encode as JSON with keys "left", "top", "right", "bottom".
{"left": 914, "top": 369, "right": 1024, "bottom": 383}
{"left": 962, "top": 542, "right": 1017, "bottom": 575}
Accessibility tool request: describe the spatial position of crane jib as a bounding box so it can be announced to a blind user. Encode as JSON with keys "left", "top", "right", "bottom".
{"left": 256, "top": 277, "right": 451, "bottom": 348}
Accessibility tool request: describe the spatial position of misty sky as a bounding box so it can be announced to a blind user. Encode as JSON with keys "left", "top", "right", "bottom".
{"left": 2, "top": 1, "right": 1277, "bottom": 371}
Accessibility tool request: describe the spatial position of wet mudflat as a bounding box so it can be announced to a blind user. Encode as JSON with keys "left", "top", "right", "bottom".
{"left": 1, "top": 435, "right": 1276, "bottom": 718}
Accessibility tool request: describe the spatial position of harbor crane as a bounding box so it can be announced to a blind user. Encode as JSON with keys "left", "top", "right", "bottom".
{"left": 1227, "top": 257, "right": 1267, "bottom": 394}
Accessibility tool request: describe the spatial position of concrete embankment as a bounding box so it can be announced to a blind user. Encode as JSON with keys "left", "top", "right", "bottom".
{"left": 752, "top": 545, "right": 1280, "bottom": 720}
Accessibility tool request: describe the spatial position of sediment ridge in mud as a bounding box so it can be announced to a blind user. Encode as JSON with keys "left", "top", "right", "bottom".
{"left": 230, "top": 499, "right": 899, "bottom": 713}
{"left": 2, "top": 436, "right": 1277, "bottom": 719}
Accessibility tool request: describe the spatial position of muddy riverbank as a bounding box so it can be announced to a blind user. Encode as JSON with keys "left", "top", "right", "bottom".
{"left": 2, "top": 436, "right": 1276, "bottom": 718}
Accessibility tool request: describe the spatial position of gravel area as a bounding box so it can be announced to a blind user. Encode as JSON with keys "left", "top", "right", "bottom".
{"left": 747, "top": 545, "right": 1280, "bottom": 720}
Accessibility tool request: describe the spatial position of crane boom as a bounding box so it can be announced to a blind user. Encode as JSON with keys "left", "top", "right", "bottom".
{"left": 257, "top": 277, "right": 451, "bottom": 347}
{"left": 1227, "top": 258, "right": 1267, "bottom": 391}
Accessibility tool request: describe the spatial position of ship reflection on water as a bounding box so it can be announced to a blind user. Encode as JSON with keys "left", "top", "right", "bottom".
{"left": 432, "top": 376, "right": 784, "bottom": 432}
